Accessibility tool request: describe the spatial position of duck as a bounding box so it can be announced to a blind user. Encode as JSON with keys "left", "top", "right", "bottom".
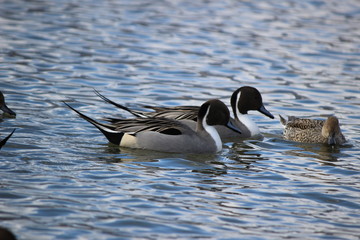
{"left": 64, "top": 99, "right": 242, "bottom": 154}
{"left": 94, "top": 86, "right": 274, "bottom": 139}
{"left": 0, "top": 91, "right": 16, "bottom": 118}
{"left": 280, "top": 115, "right": 346, "bottom": 145}
{"left": 0, "top": 91, "right": 16, "bottom": 149}
{"left": 0, "top": 226, "right": 17, "bottom": 240}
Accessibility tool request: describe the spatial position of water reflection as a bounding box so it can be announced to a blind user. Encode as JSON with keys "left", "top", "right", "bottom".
{"left": 262, "top": 133, "right": 354, "bottom": 164}
{"left": 285, "top": 143, "right": 339, "bottom": 162}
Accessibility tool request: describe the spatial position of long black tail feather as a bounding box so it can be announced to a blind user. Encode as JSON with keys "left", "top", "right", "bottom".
{"left": 93, "top": 89, "right": 145, "bottom": 118}
{"left": 63, "top": 101, "right": 124, "bottom": 145}
{"left": 0, "top": 128, "right": 16, "bottom": 150}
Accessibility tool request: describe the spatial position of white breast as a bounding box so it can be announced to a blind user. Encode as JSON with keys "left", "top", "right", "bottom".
{"left": 238, "top": 114, "right": 260, "bottom": 136}
{"left": 235, "top": 91, "right": 260, "bottom": 136}
{"left": 202, "top": 108, "right": 222, "bottom": 152}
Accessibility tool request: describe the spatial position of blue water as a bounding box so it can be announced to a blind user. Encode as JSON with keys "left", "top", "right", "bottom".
{"left": 1, "top": 0, "right": 360, "bottom": 239}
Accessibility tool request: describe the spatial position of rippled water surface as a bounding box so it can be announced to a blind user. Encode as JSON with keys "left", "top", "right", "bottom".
{"left": 1, "top": 0, "right": 360, "bottom": 239}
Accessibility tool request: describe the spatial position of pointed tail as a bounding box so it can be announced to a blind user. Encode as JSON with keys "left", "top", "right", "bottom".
{"left": 279, "top": 115, "right": 287, "bottom": 126}
{"left": 93, "top": 89, "right": 146, "bottom": 118}
{"left": 0, "top": 128, "right": 16, "bottom": 149}
{"left": 63, "top": 102, "right": 124, "bottom": 145}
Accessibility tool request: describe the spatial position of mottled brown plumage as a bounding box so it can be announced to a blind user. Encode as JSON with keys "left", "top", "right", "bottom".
{"left": 280, "top": 115, "right": 346, "bottom": 145}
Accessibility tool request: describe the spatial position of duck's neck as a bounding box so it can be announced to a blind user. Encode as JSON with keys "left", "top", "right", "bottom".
{"left": 237, "top": 113, "right": 260, "bottom": 136}
{"left": 233, "top": 92, "right": 260, "bottom": 136}
{"left": 198, "top": 108, "right": 222, "bottom": 152}
{"left": 203, "top": 124, "right": 222, "bottom": 152}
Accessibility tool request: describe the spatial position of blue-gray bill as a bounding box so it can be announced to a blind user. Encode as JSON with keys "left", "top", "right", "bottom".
{"left": 226, "top": 121, "right": 242, "bottom": 134}
{"left": 258, "top": 105, "right": 274, "bottom": 119}
{"left": 328, "top": 134, "right": 336, "bottom": 145}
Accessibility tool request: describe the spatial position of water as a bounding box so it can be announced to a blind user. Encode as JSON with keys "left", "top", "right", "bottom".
{"left": 1, "top": 0, "right": 360, "bottom": 239}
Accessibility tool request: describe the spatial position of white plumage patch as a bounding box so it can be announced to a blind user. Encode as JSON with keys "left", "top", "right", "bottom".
{"left": 238, "top": 114, "right": 260, "bottom": 136}
{"left": 120, "top": 133, "right": 138, "bottom": 148}
{"left": 202, "top": 107, "right": 222, "bottom": 152}
{"left": 236, "top": 91, "right": 260, "bottom": 136}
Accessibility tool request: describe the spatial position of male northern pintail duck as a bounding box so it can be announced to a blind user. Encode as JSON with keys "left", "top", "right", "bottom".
{"left": 280, "top": 115, "right": 346, "bottom": 145}
{"left": 94, "top": 86, "right": 274, "bottom": 139}
{"left": 0, "top": 91, "right": 16, "bottom": 117}
{"left": 64, "top": 99, "right": 241, "bottom": 154}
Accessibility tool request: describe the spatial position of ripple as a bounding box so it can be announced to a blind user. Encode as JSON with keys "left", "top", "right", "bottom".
{"left": 0, "top": 0, "right": 360, "bottom": 239}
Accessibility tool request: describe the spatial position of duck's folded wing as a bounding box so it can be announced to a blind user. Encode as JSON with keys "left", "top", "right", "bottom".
{"left": 109, "top": 118, "right": 187, "bottom": 136}
{"left": 141, "top": 106, "right": 199, "bottom": 121}
{"left": 286, "top": 117, "right": 324, "bottom": 129}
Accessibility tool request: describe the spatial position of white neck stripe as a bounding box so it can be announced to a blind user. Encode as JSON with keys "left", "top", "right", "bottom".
{"left": 235, "top": 91, "right": 241, "bottom": 118}
{"left": 202, "top": 107, "right": 222, "bottom": 152}
{"left": 238, "top": 114, "right": 260, "bottom": 136}
{"left": 235, "top": 91, "right": 260, "bottom": 136}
